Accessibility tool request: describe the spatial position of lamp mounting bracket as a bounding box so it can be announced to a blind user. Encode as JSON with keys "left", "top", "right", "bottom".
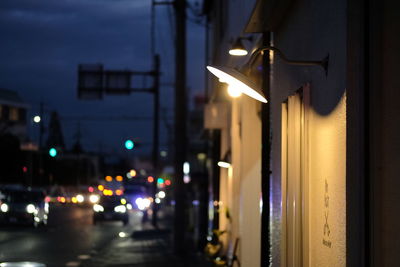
{"left": 248, "top": 46, "right": 329, "bottom": 76}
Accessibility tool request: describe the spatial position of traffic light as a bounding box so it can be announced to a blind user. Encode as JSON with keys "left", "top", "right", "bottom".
{"left": 49, "top": 148, "right": 57, "bottom": 157}
{"left": 125, "top": 140, "right": 134, "bottom": 150}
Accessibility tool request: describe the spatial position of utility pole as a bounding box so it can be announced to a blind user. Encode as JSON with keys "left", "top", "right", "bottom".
{"left": 77, "top": 58, "right": 162, "bottom": 225}
{"left": 38, "top": 102, "right": 44, "bottom": 186}
{"left": 261, "top": 32, "right": 271, "bottom": 267}
{"left": 39, "top": 102, "right": 44, "bottom": 149}
{"left": 174, "top": 0, "right": 187, "bottom": 255}
{"left": 152, "top": 54, "right": 160, "bottom": 227}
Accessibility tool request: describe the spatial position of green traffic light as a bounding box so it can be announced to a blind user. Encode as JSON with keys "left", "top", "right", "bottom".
{"left": 49, "top": 148, "right": 57, "bottom": 157}
{"left": 157, "top": 178, "right": 164, "bottom": 184}
{"left": 125, "top": 140, "right": 134, "bottom": 150}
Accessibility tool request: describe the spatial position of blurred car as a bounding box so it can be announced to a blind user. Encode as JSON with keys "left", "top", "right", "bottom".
{"left": 0, "top": 188, "right": 49, "bottom": 227}
{"left": 124, "top": 185, "right": 152, "bottom": 211}
{"left": 93, "top": 196, "right": 129, "bottom": 225}
{"left": 0, "top": 262, "right": 46, "bottom": 267}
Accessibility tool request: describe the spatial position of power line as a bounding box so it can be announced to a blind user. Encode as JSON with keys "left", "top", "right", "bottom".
{"left": 60, "top": 115, "right": 173, "bottom": 121}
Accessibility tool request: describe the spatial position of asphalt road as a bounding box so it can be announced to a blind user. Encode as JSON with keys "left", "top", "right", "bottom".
{"left": 0, "top": 204, "right": 144, "bottom": 267}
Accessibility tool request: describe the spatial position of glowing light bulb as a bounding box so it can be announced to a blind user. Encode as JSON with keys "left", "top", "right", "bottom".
{"left": 33, "top": 116, "right": 41, "bottom": 123}
{"left": 227, "top": 85, "right": 242, "bottom": 98}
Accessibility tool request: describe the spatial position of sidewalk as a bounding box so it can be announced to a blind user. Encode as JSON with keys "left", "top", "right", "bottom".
{"left": 82, "top": 216, "right": 212, "bottom": 267}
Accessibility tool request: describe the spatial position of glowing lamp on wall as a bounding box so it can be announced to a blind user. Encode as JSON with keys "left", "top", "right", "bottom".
{"left": 206, "top": 66, "right": 267, "bottom": 103}
{"left": 217, "top": 150, "right": 232, "bottom": 169}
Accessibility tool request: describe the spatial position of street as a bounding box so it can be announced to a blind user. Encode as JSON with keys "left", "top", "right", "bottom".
{"left": 0, "top": 204, "right": 144, "bottom": 267}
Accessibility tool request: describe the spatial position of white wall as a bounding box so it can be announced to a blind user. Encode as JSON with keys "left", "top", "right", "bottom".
{"left": 269, "top": 0, "right": 347, "bottom": 265}
{"left": 237, "top": 95, "right": 262, "bottom": 267}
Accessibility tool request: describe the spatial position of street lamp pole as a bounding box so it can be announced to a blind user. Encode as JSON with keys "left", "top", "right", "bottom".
{"left": 152, "top": 54, "right": 160, "bottom": 227}
{"left": 39, "top": 102, "right": 44, "bottom": 149}
{"left": 77, "top": 58, "right": 163, "bottom": 226}
{"left": 38, "top": 102, "right": 44, "bottom": 186}
{"left": 173, "top": 0, "right": 187, "bottom": 255}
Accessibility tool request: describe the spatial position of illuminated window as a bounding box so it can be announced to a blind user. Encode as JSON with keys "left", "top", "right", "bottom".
{"left": 9, "top": 107, "right": 18, "bottom": 121}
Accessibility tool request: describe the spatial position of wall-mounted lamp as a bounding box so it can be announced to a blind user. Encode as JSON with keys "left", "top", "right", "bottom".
{"left": 228, "top": 36, "right": 253, "bottom": 56}
{"left": 217, "top": 150, "right": 231, "bottom": 168}
{"left": 207, "top": 66, "right": 267, "bottom": 103}
{"left": 207, "top": 45, "right": 329, "bottom": 103}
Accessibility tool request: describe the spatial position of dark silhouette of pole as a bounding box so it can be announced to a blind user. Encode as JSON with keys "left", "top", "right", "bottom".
{"left": 38, "top": 102, "right": 44, "bottom": 186}
{"left": 173, "top": 0, "right": 187, "bottom": 255}
{"left": 152, "top": 54, "right": 160, "bottom": 227}
{"left": 260, "top": 32, "right": 271, "bottom": 267}
{"left": 39, "top": 102, "right": 44, "bottom": 149}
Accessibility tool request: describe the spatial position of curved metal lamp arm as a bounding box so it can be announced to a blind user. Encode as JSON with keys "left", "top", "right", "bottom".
{"left": 247, "top": 46, "right": 329, "bottom": 75}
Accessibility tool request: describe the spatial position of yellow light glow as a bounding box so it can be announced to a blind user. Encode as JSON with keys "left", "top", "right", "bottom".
{"left": 229, "top": 48, "right": 248, "bottom": 56}
{"left": 105, "top": 176, "right": 113, "bottom": 182}
{"left": 98, "top": 185, "right": 104, "bottom": 191}
{"left": 116, "top": 176, "right": 123, "bottom": 182}
{"left": 227, "top": 85, "right": 242, "bottom": 98}
{"left": 129, "top": 169, "right": 136, "bottom": 177}
{"left": 197, "top": 153, "right": 206, "bottom": 160}
{"left": 71, "top": 197, "right": 78, "bottom": 203}
{"left": 103, "top": 189, "right": 113, "bottom": 196}
{"left": 121, "top": 198, "right": 127, "bottom": 205}
{"left": 207, "top": 66, "right": 267, "bottom": 103}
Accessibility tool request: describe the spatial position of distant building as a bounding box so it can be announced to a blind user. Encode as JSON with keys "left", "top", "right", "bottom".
{"left": 0, "top": 88, "right": 28, "bottom": 184}
{"left": 0, "top": 88, "right": 28, "bottom": 142}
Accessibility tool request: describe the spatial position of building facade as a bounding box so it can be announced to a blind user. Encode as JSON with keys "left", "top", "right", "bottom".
{"left": 0, "top": 88, "right": 28, "bottom": 141}
{"left": 203, "top": 0, "right": 400, "bottom": 266}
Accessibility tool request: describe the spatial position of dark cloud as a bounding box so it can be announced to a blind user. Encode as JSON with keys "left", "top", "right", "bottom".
{"left": 0, "top": 0, "right": 204, "bottom": 155}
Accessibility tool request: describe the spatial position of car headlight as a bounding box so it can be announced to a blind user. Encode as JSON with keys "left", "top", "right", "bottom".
{"left": 76, "top": 194, "right": 84, "bottom": 203}
{"left": 26, "top": 204, "right": 37, "bottom": 214}
{"left": 93, "top": 204, "right": 104, "bottom": 212}
{"left": 89, "top": 194, "right": 100, "bottom": 203}
{"left": 143, "top": 198, "right": 151, "bottom": 208}
{"left": 114, "top": 205, "right": 126, "bottom": 213}
{"left": 0, "top": 203, "right": 8, "bottom": 213}
{"left": 44, "top": 203, "right": 49, "bottom": 214}
{"left": 135, "top": 198, "right": 146, "bottom": 210}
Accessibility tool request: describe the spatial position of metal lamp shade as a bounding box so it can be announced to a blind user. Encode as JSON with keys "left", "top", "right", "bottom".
{"left": 207, "top": 66, "right": 267, "bottom": 103}
{"left": 229, "top": 39, "right": 248, "bottom": 56}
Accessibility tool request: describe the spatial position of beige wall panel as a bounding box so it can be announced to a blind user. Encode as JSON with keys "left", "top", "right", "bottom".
{"left": 308, "top": 94, "right": 346, "bottom": 267}
{"left": 237, "top": 96, "right": 262, "bottom": 267}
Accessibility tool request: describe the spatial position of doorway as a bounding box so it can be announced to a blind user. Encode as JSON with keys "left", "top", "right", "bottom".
{"left": 281, "top": 84, "right": 310, "bottom": 267}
